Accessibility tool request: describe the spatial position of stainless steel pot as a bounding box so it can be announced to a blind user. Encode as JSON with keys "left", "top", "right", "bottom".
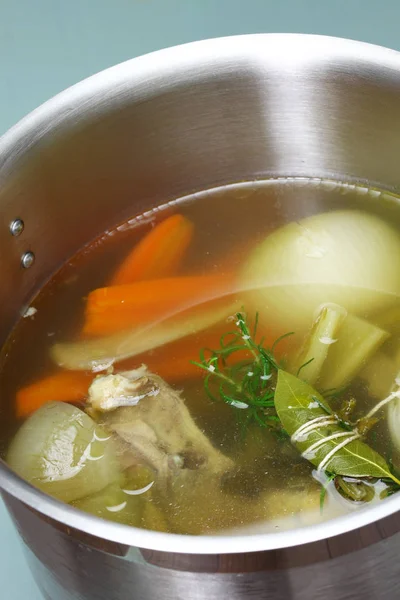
{"left": 1, "top": 33, "right": 400, "bottom": 600}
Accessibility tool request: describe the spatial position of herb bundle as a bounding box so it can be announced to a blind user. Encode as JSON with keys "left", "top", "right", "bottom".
{"left": 192, "top": 311, "right": 400, "bottom": 505}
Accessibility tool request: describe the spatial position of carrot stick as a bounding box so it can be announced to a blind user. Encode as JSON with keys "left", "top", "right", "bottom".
{"left": 16, "top": 372, "right": 93, "bottom": 418}
{"left": 110, "top": 214, "right": 194, "bottom": 285}
{"left": 83, "top": 274, "right": 234, "bottom": 336}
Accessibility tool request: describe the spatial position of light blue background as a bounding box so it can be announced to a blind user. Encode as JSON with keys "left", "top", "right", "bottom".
{"left": 1, "top": 1, "right": 400, "bottom": 598}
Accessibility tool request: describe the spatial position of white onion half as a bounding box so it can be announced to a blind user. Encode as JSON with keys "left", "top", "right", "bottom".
{"left": 241, "top": 210, "right": 400, "bottom": 335}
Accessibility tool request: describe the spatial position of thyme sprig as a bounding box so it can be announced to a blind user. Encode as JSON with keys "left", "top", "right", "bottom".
{"left": 191, "top": 312, "right": 291, "bottom": 431}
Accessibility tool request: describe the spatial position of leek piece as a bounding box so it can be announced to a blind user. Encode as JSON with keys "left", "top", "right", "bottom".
{"left": 51, "top": 299, "right": 240, "bottom": 371}
{"left": 7, "top": 402, "right": 120, "bottom": 503}
{"left": 292, "top": 303, "right": 347, "bottom": 385}
{"left": 319, "top": 314, "right": 389, "bottom": 391}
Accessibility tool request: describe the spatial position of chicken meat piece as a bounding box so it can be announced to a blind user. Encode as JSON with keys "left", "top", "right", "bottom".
{"left": 87, "top": 366, "right": 233, "bottom": 487}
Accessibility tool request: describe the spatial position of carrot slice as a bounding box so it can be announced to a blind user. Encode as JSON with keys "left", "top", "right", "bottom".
{"left": 111, "top": 214, "right": 194, "bottom": 285}
{"left": 16, "top": 372, "right": 93, "bottom": 418}
{"left": 83, "top": 274, "right": 234, "bottom": 336}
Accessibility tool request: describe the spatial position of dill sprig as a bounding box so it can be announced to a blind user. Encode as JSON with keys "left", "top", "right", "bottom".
{"left": 191, "top": 311, "right": 291, "bottom": 431}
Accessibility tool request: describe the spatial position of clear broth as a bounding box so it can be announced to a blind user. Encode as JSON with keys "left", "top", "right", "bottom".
{"left": 2, "top": 178, "right": 400, "bottom": 535}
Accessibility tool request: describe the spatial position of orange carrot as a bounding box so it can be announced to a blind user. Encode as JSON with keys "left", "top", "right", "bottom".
{"left": 83, "top": 274, "right": 234, "bottom": 336}
{"left": 111, "top": 214, "right": 194, "bottom": 285}
{"left": 16, "top": 372, "right": 93, "bottom": 418}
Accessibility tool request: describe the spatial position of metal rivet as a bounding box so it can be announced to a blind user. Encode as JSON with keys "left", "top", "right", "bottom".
{"left": 21, "top": 251, "right": 35, "bottom": 269}
{"left": 9, "top": 218, "right": 24, "bottom": 237}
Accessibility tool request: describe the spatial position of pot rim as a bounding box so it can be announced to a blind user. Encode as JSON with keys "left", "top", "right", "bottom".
{"left": 1, "top": 32, "right": 400, "bottom": 555}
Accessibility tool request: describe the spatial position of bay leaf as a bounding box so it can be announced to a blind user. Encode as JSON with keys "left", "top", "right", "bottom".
{"left": 275, "top": 370, "right": 398, "bottom": 481}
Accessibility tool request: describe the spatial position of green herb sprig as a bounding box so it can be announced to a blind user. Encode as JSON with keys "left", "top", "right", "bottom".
{"left": 191, "top": 312, "right": 291, "bottom": 432}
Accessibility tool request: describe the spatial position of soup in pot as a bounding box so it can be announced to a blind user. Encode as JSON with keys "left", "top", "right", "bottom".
{"left": 2, "top": 178, "right": 400, "bottom": 535}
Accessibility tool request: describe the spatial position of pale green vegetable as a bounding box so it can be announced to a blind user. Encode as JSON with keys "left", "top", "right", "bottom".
{"left": 319, "top": 314, "right": 389, "bottom": 390}
{"left": 7, "top": 402, "right": 120, "bottom": 503}
{"left": 241, "top": 210, "right": 400, "bottom": 335}
{"left": 51, "top": 299, "right": 240, "bottom": 371}
{"left": 292, "top": 303, "right": 347, "bottom": 385}
{"left": 72, "top": 469, "right": 150, "bottom": 526}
